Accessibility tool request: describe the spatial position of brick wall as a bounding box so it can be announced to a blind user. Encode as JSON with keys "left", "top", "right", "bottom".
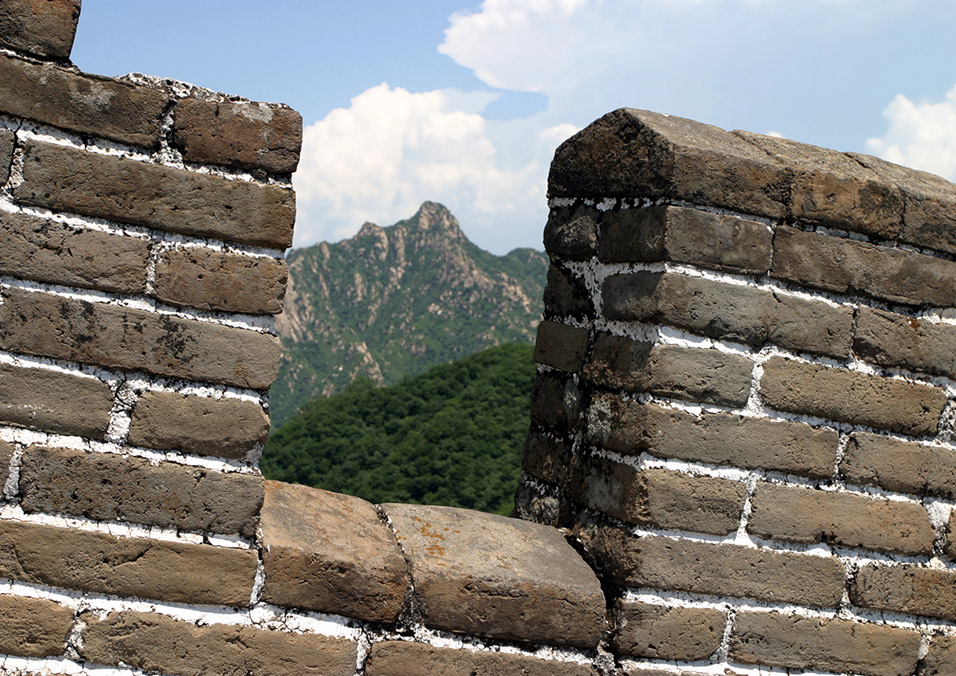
{"left": 520, "top": 107, "right": 956, "bottom": 675}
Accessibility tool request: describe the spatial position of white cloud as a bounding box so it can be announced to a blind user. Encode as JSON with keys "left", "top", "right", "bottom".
{"left": 866, "top": 85, "right": 956, "bottom": 181}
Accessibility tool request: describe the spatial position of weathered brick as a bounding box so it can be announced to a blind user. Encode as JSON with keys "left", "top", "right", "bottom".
{"left": 544, "top": 264, "right": 592, "bottom": 319}
{"left": 0, "top": 210, "right": 149, "bottom": 294}
{"left": 0, "top": 128, "right": 13, "bottom": 185}
{"left": 0, "top": 440, "right": 12, "bottom": 487}
{"left": 0, "top": 288, "right": 281, "bottom": 389}
{"left": 0, "top": 362, "right": 112, "bottom": 438}
{"left": 172, "top": 98, "right": 303, "bottom": 174}
{"left": 0, "top": 0, "right": 81, "bottom": 59}
{"left": 611, "top": 599, "right": 726, "bottom": 661}
{"left": 0, "top": 594, "right": 73, "bottom": 658}
{"left": 748, "top": 483, "right": 934, "bottom": 555}
{"left": 570, "top": 457, "right": 745, "bottom": 534}
{"left": 534, "top": 320, "right": 589, "bottom": 372}
{"left": 0, "top": 520, "right": 256, "bottom": 606}
{"left": 603, "top": 271, "right": 852, "bottom": 358}
{"left": 127, "top": 391, "right": 270, "bottom": 459}
{"left": 549, "top": 109, "right": 790, "bottom": 219}
{"left": 574, "top": 525, "right": 845, "bottom": 606}
{"left": 80, "top": 611, "right": 357, "bottom": 676}
{"left": 920, "top": 634, "right": 956, "bottom": 676}
{"left": 0, "top": 54, "right": 167, "bottom": 147}
{"left": 382, "top": 503, "right": 605, "bottom": 648}
{"left": 543, "top": 204, "right": 599, "bottom": 260}
{"left": 365, "top": 641, "right": 596, "bottom": 676}
{"left": 730, "top": 611, "right": 920, "bottom": 676}
{"left": 586, "top": 334, "right": 753, "bottom": 407}
{"left": 851, "top": 565, "right": 956, "bottom": 621}
{"left": 512, "top": 479, "right": 563, "bottom": 527}
{"left": 153, "top": 247, "right": 288, "bottom": 315}
{"left": 855, "top": 306, "right": 956, "bottom": 378}
{"left": 522, "top": 431, "right": 572, "bottom": 486}
{"left": 15, "top": 141, "right": 295, "bottom": 249}
{"left": 947, "top": 511, "right": 956, "bottom": 558}
{"left": 772, "top": 225, "right": 956, "bottom": 308}
{"left": 19, "top": 446, "right": 263, "bottom": 537}
{"left": 761, "top": 356, "right": 946, "bottom": 436}
{"left": 588, "top": 396, "right": 837, "bottom": 478}
{"left": 530, "top": 371, "right": 582, "bottom": 430}
{"left": 598, "top": 205, "right": 772, "bottom": 273}
{"left": 738, "top": 131, "right": 904, "bottom": 238}
{"left": 843, "top": 432, "right": 956, "bottom": 499}
{"left": 260, "top": 481, "right": 408, "bottom": 623}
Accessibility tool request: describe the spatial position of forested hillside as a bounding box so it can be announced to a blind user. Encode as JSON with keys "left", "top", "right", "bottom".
{"left": 261, "top": 343, "right": 535, "bottom": 515}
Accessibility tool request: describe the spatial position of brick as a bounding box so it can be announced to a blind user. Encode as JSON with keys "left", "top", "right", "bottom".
{"left": 737, "top": 131, "right": 904, "bottom": 238}
{"left": 153, "top": 247, "right": 288, "bottom": 315}
{"left": 730, "top": 611, "right": 920, "bottom": 676}
{"left": 611, "top": 599, "right": 726, "bottom": 661}
{"left": 0, "top": 54, "right": 167, "bottom": 147}
{"left": 851, "top": 565, "right": 956, "bottom": 621}
{"left": 772, "top": 225, "right": 956, "bottom": 308}
{"left": 15, "top": 141, "right": 295, "bottom": 249}
{"left": 549, "top": 109, "right": 790, "bottom": 219}
{"left": 0, "top": 440, "right": 12, "bottom": 487}
{"left": 382, "top": 503, "right": 605, "bottom": 648}
{"left": 586, "top": 334, "right": 753, "bottom": 407}
{"left": 127, "top": 391, "right": 270, "bottom": 459}
{"left": 748, "top": 483, "right": 934, "bottom": 555}
{"left": 19, "top": 446, "right": 263, "bottom": 537}
{"left": 0, "top": 288, "right": 281, "bottom": 389}
{"left": 843, "top": 432, "right": 956, "bottom": 499}
{"left": 947, "top": 511, "right": 956, "bottom": 558}
{"left": 0, "top": 362, "right": 112, "bottom": 438}
{"left": 761, "top": 356, "right": 946, "bottom": 436}
{"left": 365, "top": 641, "right": 596, "bottom": 676}
{"left": 920, "top": 634, "right": 956, "bottom": 676}
{"left": 530, "top": 371, "right": 582, "bottom": 430}
{"left": 512, "top": 479, "right": 563, "bottom": 527}
{"left": 534, "top": 320, "right": 589, "bottom": 372}
{"left": 172, "top": 98, "right": 303, "bottom": 174}
{"left": 544, "top": 264, "right": 592, "bottom": 319}
{"left": 0, "top": 594, "right": 73, "bottom": 658}
{"left": 260, "top": 481, "right": 408, "bottom": 623}
{"left": 574, "top": 525, "right": 845, "bottom": 607}
{"left": 603, "top": 271, "right": 852, "bottom": 358}
{"left": 543, "top": 204, "right": 599, "bottom": 260}
{"left": 570, "top": 457, "right": 745, "bottom": 534}
{"left": 588, "top": 396, "right": 837, "bottom": 478}
{"left": 522, "top": 431, "right": 572, "bottom": 486}
{"left": 598, "top": 205, "right": 772, "bottom": 273}
{"left": 80, "top": 611, "right": 357, "bottom": 676}
{"left": 0, "top": 128, "right": 13, "bottom": 185}
{"left": 0, "top": 0, "right": 80, "bottom": 59}
{"left": 0, "top": 520, "right": 256, "bottom": 606}
{"left": 0, "top": 211, "right": 149, "bottom": 294}
{"left": 855, "top": 306, "right": 956, "bottom": 378}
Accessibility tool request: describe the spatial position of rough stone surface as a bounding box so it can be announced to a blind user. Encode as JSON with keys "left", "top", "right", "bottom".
{"left": 0, "top": 288, "right": 281, "bottom": 389}
{"left": 127, "top": 391, "right": 270, "bottom": 460}
{"left": 522, "top": 431, "right": 572, "bottom": 487}
{"left": 842, "top": 432, "right": 956, "bottom": 499}
{"left": 260, "top": 481, "right": 408, "bottom": 623}
{"left": 0, "top": 594, "right": 74, "bottom": 658}
{"left": 0, "top": 0, "right": 81, "bottom": 59}
{"left": 851, "top": 565, "right": 956, "bottom": 621}
{"left": 761, "top": 356, "right": 946, "bottom": 436}
{"left": 748, "top": 483, "right": 934, "bottom": 555}
{"left": 19, "top": 445, "right": 264, "bottom": 537}
{"left": 534, "top": 320, "right": 589, "bottom": 373}
{"left": 730, "top": 611, "right": 920, "bottom": 676}
{"left": 172, "top": 98, "right": 303, "bottom": 174}
{"left": 0, "top": 362, "right": 112, "bottom": 439}
{"left": 598, "top": 205, "right": 772, "bottom": 273}
{"left": 611, "top": 599, "right": 726, "bottom": 661}
{"left": 153, "top": 247, "right": 288, "bottom": 315}
{"left": 80, "top": 611, "right": 357, "bottom": 676}
{"left": 15, "top": 140, "right": 296, "bottom": 248}
{"left": 603, "top": 271, "right": 852, "bottom": 357}
{"left": 854, "top": 306, "right": 956, "bottom": 378}
{"left": 0, "top": 440, "right": 11, "bottom": 484}
{"left": 364, "top": 641, "right": 596, "bottom": 676}
{"left": 0, "top": 128, "right": 13, "bottom": 185}
{"left": 0, "top": 210, "right": 150, "bottom": 294}
{"left": 920, "top": 635, "right": 956, "bottom": 676}
{"left": 586, "top": 334, "right": 753, "bottom": 406}
{"left": 587, "top": 396, "right": 837, "bottom": 478}
{"left": 382, "top": 502, "right": 606, "bottom": 648}
{"left": 771, "top": 225, "right": 956, "bottom": 308}
{"left": 530, "top": 371, "right": 582, "bottom": 431}
{"left": 0, "top": 520, "right": 257, "bottom": 606}
{"left": 0, "top": 54, "right": 167, "bottom": 147}
{"left": 543, "top": 204, "right": 599, "bottom": 260}
{"left": 544, "top": 264, "right": 592, "bottom": 319}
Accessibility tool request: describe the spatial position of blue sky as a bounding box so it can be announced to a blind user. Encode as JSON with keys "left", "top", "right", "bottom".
{"left": 72, "top": 1, "right": 956, "bottom": 254}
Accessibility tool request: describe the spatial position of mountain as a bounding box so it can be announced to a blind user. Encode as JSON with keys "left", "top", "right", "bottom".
{"left": 271, "top": 201, "right": 548, "bottom": 426}
{"left": 261, "top": 343, "right": 536, "bottom": 515}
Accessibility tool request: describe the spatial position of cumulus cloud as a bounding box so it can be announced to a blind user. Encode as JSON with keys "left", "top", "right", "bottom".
{"left": 866, "top": 85, "right": 956, "bottom": 181}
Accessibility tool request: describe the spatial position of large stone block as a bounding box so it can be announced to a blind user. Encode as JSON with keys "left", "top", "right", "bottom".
{"left": 533, "top": 320, "right": 589, "bottom": 372}
{"left": 0, "top": 594, "right": 74, "bottom": 658}
{"left": 920, "top": 635, "right": 956, "bottom": 676}
{"left": 0, "top": 128, "right": 13, "bottom": 185}
{"left": 842, "top": 432, "right": 956, "bottom": 499}
{"left": 611, "top": 599, "right": 726, "bottom": 661}
{"left": 364, "top": 641, "right": 596, "bottom": 676}
{"left": 854, "top": 306, "right": 956, "bottom": 378}
{"left": 0, "top": 0, "right": 81, "bottom": 59}
{"left": 530, "top": 371, "right": 582, "bottom": 431}
{"left": 851, "top": 565, "right": 956, "bottom": 621}
{"left": 543, "top": 204, "right": 599, "bottom": 260}
{"left": 543, "top": 264, "right": 592, "bottom": 319}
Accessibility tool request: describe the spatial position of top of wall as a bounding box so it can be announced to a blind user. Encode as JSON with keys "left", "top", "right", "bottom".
{"left": 0, "top": 0, "right": 80, "bottom": 60}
